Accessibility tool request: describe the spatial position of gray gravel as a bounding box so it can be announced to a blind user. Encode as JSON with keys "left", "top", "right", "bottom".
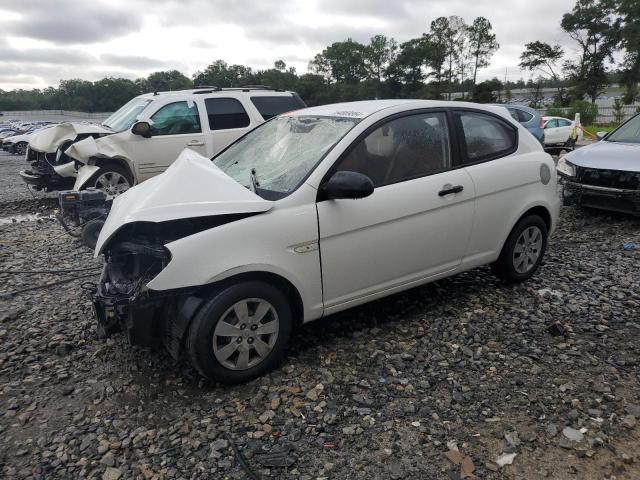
{"left": 0, "top": 153, "right": 639, "bottom": 479}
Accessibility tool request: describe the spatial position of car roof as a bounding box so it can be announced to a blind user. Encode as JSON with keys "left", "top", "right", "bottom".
{"left": 138, "top": 87, "right": 297, "bottom": 99}
{"left": 291, "top": 99, "right": 510, "bottom": 120}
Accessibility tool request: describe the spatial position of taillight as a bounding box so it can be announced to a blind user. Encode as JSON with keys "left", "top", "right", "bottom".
{"left": 539, "top": 118, "right": 545, "bottom": 129}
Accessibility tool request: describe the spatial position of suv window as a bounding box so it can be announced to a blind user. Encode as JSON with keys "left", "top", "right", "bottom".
{"left": 517, "top": 110, "right": 534, "bottom": 122}
{"left": 150, "top": 101, "right": 201, "bottom": 136}
{"left": 205, "top": 98, "right": 250, "bottom": 130}
{"left": 507, "top": 108, "right": 519, "bottom": 122}
{"left": 545, "top": 119, "right": 559, "bottom": 128}
{"left": 250, "top": 95, "right": 306, "bottom": 120}
{"left": 558, "top": 119, "right": 572, "bottom": 127}
{"left": 336, "top": 112, "right": 451, "bottom": 187}
{"left": 458, "top": 112, "right": 516, "bottom": 162}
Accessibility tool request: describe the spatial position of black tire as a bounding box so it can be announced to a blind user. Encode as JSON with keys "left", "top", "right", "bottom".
{"left": 81, "top": 219, "right": 105, "bottom": 250}
{"left": 186, "top": 281, "right": 293, "bottom": 384}
{"left": 15, "top": 142, "right": 27, "bottom": 156}
{"left": 491, "top": 215, "right": 548, "bottom": 283}
{"left": 86, "top": 162, "right": 132, "bottom": 197}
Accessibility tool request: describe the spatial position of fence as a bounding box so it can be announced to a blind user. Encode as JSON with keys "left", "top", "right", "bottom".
{"left": 539, "top": 105, "right": 640, "bottom": 125}
{"left": 0, "top": 110, "right": 113, "bottom": 122}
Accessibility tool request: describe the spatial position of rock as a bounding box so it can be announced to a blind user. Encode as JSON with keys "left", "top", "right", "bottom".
{"left": 306, "top": 383, "right": 324, "bottom": 401}
{"left": 210, "top": 438, "right": 229, "bottom": 451}
{"left": 546, "top": 424, "right": 558, "bottom": 437}
{"left": 342, "top": 426, "right": 357, "bottom": 435}
{"left": 495, "top": 453, "right": 517, "bottom": 467}
{"left": 100, "top": 452, "right": 115, "bottom": 467}
{"left": 621, "top": 415, "right": 636, "bottom": 429}
{"left": 562, "top": 427, "right": 584, "bottom": 442}
{"left": 102, "top": 467, "right": 122, "bottom": 480}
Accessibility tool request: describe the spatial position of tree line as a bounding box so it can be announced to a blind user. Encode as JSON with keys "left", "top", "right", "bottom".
{"left": 0, "top": 0, "right": 637, "bottom": 113}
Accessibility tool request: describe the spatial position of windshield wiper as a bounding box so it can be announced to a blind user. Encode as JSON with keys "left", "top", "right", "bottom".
{"left": 250, "top": 168, "right": 259, "bottom": 193}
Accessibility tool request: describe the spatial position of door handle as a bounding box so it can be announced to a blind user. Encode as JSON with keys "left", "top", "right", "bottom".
{"left": 438, "top": 185, "right": 464, "bottom": 196}
{"left": 187, "top": 140, "right": 205, "bottom": 146}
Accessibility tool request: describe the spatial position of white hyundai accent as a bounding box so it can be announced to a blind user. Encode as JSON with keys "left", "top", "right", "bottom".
{"left": 93, "top": 100, "right": 560, "bottom": 384}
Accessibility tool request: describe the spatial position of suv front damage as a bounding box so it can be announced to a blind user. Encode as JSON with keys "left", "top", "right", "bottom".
{"left": 92, "top": 149, "right": 273, "bottom": 356}
{"left": 20, "top": 122, "right": 113, "bottom": 191}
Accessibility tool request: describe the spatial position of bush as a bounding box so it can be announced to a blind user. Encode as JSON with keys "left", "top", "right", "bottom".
{"left": 544, "top": 106, "right": 566, "bottom": 117}
{"left": 568, "top": 100, "right": 598, "bottom": 125}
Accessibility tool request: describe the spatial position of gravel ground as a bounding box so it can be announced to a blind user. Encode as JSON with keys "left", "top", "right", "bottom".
{"left": 0, "top": 152, "right": 639, "bottom": 480}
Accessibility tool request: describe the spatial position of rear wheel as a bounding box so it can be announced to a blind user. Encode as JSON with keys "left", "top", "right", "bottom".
{"left": 491, "top": 215, "right": 548, "bottom": 283}
{"left": 186, "top": 281, "right": 293, "bottom": 384}
{"left": 88, "top": 163, "right": 132, "bottom": 197}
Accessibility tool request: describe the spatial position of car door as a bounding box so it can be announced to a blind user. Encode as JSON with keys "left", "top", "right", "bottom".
{"left": 203, "top": 97, "right": 256, "bottom": 157}
{"left": 544, "top": 119, "right": 560, "bottom": 144}
{"left": 557, "top": 118, "right": 572, "bottom": 142}
{"left": 133, "top": 100, "right": 207, "bottom": 181}
{"left": 316, "top": 111, "right": 475, "bottom": 312}
{"left": 452, "top": 109, "right": 524, "bottom": 262}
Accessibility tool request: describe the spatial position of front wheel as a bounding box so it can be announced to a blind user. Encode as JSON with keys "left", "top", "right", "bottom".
{"left": 15, "top": 142, "right": 27, "bottom": 156}
{"left": 491, "top": 215, "right": 548, "bottom": 283}
{"left": 186, "top": 281, "right": 293, "bottom": 384}
{"left": 88, "top": 163, "right": 132, "bottom": 197}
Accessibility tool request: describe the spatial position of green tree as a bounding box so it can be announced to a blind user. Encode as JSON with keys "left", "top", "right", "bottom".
{"left": 364, "top": 35, "right": 398, "bottom": 97}
{"left": 310, "top": 39, "right": 367, "bottom": 84}
{"left": 142, "top": 70, "right": 193, "bottom": 92}
{"left": 192, "top": 60, "right": 255, "bottom": 87}
{"left": 561, "top": 0, "right": 621, "bottom": 103}
{"left": 519, "top": 41, "right": 567, "bottom": 104}
{"left": 430, "top": 16, "right": 467, "bottom": 100}
{"left": 467, "top": 17, "right": 499, "bottom": 91}
{"left": 618, "top": 0, "right": 640, "bottom": 103}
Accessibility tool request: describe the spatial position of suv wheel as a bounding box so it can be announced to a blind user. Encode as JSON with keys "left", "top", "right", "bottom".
{"left": 89, "top": 163, "right": 132, "bottom": 197}
{"left": 186, "top": 281, "right": 293, "bottom": 384}
{"left": 491, "top": 215, "right": 548, "bottom": 283}
{"left": 15, "top": 142, "right": 27, "bottom": 156}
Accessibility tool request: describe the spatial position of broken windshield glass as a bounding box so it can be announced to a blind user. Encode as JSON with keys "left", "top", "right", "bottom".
{"left": 214, "top": 115, "right": 359, "bottom": 198}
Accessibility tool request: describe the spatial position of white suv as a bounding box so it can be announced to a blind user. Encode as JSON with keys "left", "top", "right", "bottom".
{"left": 93, "top": 100, "right": 560, "bottom": 384}
{"left": 20, "top": 87, "right": 305, "bottom": 194}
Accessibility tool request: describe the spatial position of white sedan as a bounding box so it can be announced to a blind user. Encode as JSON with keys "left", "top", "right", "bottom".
{"left": 543, "top": 116, "right": 583, "bottom": 147}
{"left": 92, "top": 100, "right": 560, "bottom": 383}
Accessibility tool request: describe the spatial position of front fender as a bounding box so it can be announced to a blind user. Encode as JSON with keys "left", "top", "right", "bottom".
{"left": 73, "top": 165, "right": 100, "bottom": 190}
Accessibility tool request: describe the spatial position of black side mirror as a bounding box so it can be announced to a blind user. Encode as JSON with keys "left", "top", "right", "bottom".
{"left": 132, "top": 121, "right": 152, "bottom": 138}
{"left": 322, "top": 171, "right": 374, "bottom": 200}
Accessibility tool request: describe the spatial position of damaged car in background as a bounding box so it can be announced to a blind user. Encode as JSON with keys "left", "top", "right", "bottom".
{"left": 21, "top": 86, "right": 305, "bottom": 195}
{"left": 92, "top": 100, "right": 559, "bottom": 384}
{"left": 558, "top": 113, "right": 640, "bottom": 215}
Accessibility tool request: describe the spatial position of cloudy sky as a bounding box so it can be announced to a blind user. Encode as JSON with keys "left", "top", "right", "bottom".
{"left": 0, "top": 0, "right": 580, "bottom": 91}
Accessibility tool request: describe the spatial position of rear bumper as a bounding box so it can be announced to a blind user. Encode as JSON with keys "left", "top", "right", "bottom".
{"left": 561, "top": 179, "right": 640, "bottom": 215}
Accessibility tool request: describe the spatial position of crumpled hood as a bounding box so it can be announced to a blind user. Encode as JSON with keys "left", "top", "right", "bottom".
{"left": 564, "top": 141, "right": 640, "bottom": 172}
{"left": 65, "top": 135, "right": 127, "bottom": 164}
{"left": 95, "top": 149, "right": 273, "bottom": 255}
{"left": 28, "top": 122, "right": 112, "bottom": 153}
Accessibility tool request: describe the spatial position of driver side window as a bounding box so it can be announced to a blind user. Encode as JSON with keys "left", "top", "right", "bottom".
{"left": 335, "top": 112, "right": 451, "bottom": 187}
{"left": 150, "top": 101, "right": 202, "bottom": 136}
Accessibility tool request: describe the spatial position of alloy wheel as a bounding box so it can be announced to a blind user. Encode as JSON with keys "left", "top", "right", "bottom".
{"left": 212, "top": 298, "right": 279, "bottom": 371}
{"left": 94, "top": 171, "right": 130, "bottom": 197}
{"left": 512, "top": 226, "right": 543, "bottom": 273}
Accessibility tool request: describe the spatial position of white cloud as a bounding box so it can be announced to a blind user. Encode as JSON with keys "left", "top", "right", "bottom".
{"left": 0, "top": 0, "right": 596, "bottom": 90}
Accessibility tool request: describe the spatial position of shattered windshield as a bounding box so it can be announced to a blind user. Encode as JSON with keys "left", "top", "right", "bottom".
{"left": 102, "top": 98, "right": 153, "bottom": 132}
{"left": 214, "top": 115, "right": 359, "bottom": 198}
{"left": 607, "top": 115, "right": 640, "bottom": 144}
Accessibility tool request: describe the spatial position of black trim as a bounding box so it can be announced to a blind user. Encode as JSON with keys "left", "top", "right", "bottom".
{"left": 451, "top": 108, "right": 519, "bottom": 167}
{"left": 316, "top": 108, "right": 457, "bottom": 201}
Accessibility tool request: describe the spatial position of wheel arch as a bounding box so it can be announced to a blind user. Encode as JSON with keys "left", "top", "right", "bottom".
{"left": 166, "top": 270, "right": 305, "bottom": 360}
{"left": 90, "top": 156, "right": 135, "bottom": 185}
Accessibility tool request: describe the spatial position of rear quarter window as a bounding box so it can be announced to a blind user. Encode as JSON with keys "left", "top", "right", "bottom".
{"left": 457, "top": 111, "right": 518, "bottom": 163}
{"left": 250, "top": 95, "right": 306, "bottom": 120}
{"left": 517, "top": 110, "right": 534, "bottom": 122}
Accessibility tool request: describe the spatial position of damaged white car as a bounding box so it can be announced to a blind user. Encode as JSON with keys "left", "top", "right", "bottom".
{"left": 20, "top": 87, "right": 305, "bottom": 194}
{"left": 558, "top": 113, "right": 640, "bottom": 215}
{"left": 92, "top": 100, "right": 560, "bottom": 384}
